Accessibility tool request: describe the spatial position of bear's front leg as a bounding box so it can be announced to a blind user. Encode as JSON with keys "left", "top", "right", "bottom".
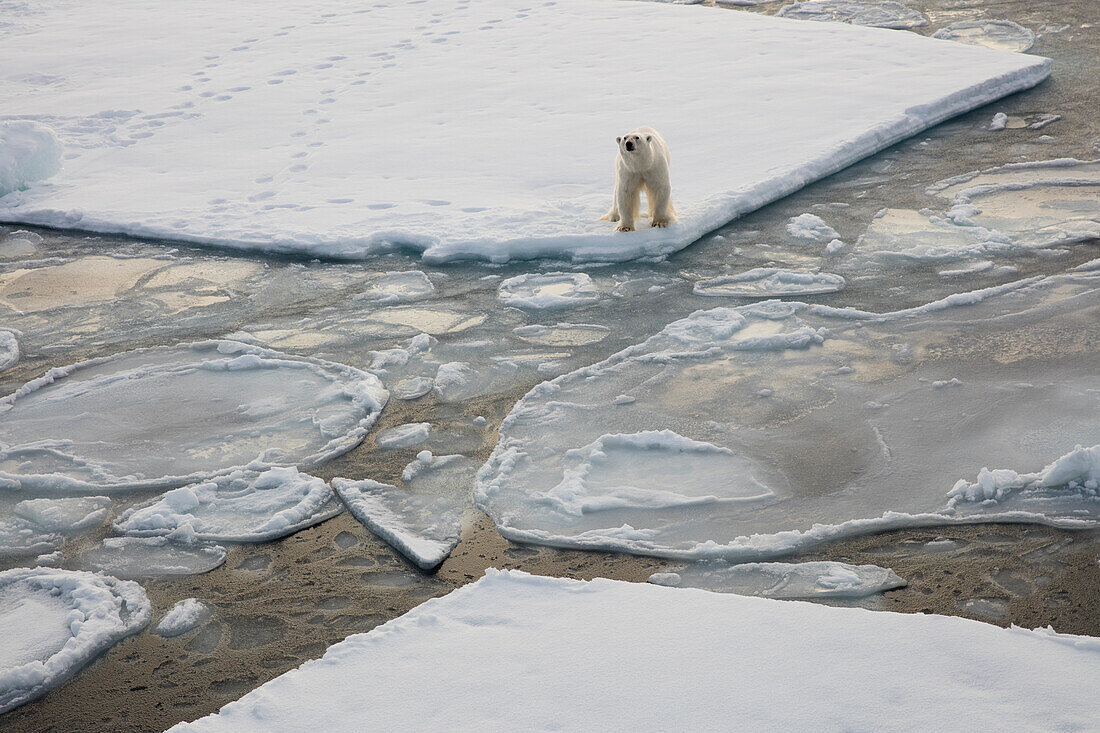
{"left": 615, "top": 180, "right": 640, "bottom": 232}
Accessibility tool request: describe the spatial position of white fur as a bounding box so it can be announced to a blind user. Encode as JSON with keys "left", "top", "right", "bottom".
{"left": 601, "top": 126, "right": 675, "bottom": 232}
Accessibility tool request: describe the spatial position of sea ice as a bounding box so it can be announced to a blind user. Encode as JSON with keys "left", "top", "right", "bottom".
{"left": 0, "top": 330, "right": 18, "bottom": 371}
{"left": 512, "top": 323, "right": 610, "bottom": 347}
{"left": 169, "top": 571, "right": 1100, "bottom": 733}
{"left": 693, "top": 268, "right": 845, "bottom": 297}
{"left": 333, "top": 454, "right": 479, "bottom": 569}
{"left": 0, "top": 0, "right": 1046, "bottom": 263}
{"left": 476, "top": 272, "right": 1100, "bottom": 561}
{"left": 0, "top": 497, "right": 110, "bottom": 557}
{"left": 777, "top": 1, "right": 928, "bottom": 29}
{"left": 77, "top": 536, "right": 227, "bottom": 578}
{"left": 497, "top": 273, "right": 599, "bottom": 310}
{"left": 0, "top": 121, "right": 61, "bottom": 199}
{"left": 933, "top": 20, "right": 1036, "bottom": 53}
{"left": 353, "top": 271, "right": 434, "bottom": 305}
{"left": 649, "top": 560, "right": 906, "bottom": 598}
{"left": 375, "top": 423, "right": 432, "bottom": 450}
{"left": 0, "top": 340, "right": 387, "bottom": 492}
{"left": 154, "top": 599, "right": 212, "bottom": 638}
{"left": 113, "top": 467, "right": 341, "bottom": 542}
{"left": 785, "top": 213, "right": 839, "bottom": 242}
{"left": 0, "top": 567, "right": 150, "bottom": 713}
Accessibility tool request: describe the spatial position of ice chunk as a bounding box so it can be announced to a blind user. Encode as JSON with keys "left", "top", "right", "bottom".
{"left": 0, "top": 121, "right": 61, "bottom": 199}
{"left": 649, "top": 560, "right": 906, "bottom": 598}
{"left": 333, "top": 455, "right": 478, "bottom": 569}
{"left": 694, "top": 269, "right": 845, "bottom": 297}
{"left": 786, "top": 213, "right": 839, "bottom": 242}
{"left": 777, "top": 1, "right": 928, "bottom": 28}
{"left": 0, "top": 230, "right": 42, "bottom": 260}
{"left": 498, "top": 273, "right": 599, "bottom": 310}
{"left": 512, "top": 323, "right": 610, "bottom": 346}
{"left": 114, "top": 468, "right": 341, "bottom": 542}
{"left": 0, "top": 567, "right": 150, "bottom": 713}
{"left": 989, "top": 112, "right": 1008, "bottom": 131}
{"left": 0, "top": 330, "right": 19, "bottom": 371}
{"left": 353, "top": 271, "right": 435, "bottom": 304}
{"left": 77, "top": 537, "right": 227, "bottom": 578}
{"left": 933, "top": 20, "right": 1035, "bottom": 53}
{"left": 947, "top": 444, "right": 1100, "bottom": 507}
{"left": 376, "top": 423, "right": 432, "bottom": 450}
{"left": 476, "top": 273, "right": 1100, "bottom": 561}
{"left": 168, "top": 571, "right": 1100, "bottom": 733}
{"left": 154, "top": 599, "right": 212, "bottom": 638}
{"left": 390, "top": 377, "right": 434, "bottom": 401}
{"left": 14, "top": 497, "right": 111, "bottom": 532}
{"left": 0, "top": 340, "right": 387, "bottom": 492}
{"left": 0, "top": 1, "right": 1046, "bottom": 264}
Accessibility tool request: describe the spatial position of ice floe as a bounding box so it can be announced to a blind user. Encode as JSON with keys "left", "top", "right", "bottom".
{"left": 0, "top": 0, "right": 1046, "bottom": 263}
{"left": 497, "top": 273, "right": 599, "bottom": 310}
{"left": 0, "top": 497, "right": 110, "bottom": 557}
{"left": 777, "top": 1, "right": 928, "bottom": 29}
{"left": 649, "top": 560, "right": 906, "bottom": 598}
{"left": 353, "top": 271, "right": 434, "bottom": 305}
{"left": 333, "top": 454, "right": 479, "bottom": 569}
{"left": 693, "top": 268, "right": 845, "bottom": 297}
{"left": 169, "top": 571, "right": 1100, "bottom": 732}
{"left": 0, "top": 330, "right": 19, "bottom": 371}
{"left": 375, "top": 423, "right": 432, "bottom": 450}
{"left": 154, "top": 599, "right": 212, "bottom": 638}
{"left": 0, "top": 567, "right": 150, "bottom": 713}
{"left": 0, "top": 340, "right": 387, "bottom": 492}
{"left": 77, "top": 537, "right": 227, "bottom": 578}
{"left": 0, "top": 121, "right": 61, "bottom": 199}
{"left": 785, "top": 213, "right": 839, "bottom": 242}
{"left": 476, "top": 272, "right": 1100, "bottom": 561}
{"left": 114, "top": 467, "right": 341, "bottom": 542}
{"left": 512, "top": 323, "right": 610, "bottom": 347}
{"left": 933, "top": 20, "right": 1035, "bottom": 53}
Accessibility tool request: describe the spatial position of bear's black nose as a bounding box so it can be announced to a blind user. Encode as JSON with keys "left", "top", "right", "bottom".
{"left": 625, "top": 141, "right": 635, "bottom": 151}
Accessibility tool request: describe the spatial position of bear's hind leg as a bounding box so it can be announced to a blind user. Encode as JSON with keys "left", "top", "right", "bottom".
{"left": 646, "top": 182, "right": 675, "bottom": 228}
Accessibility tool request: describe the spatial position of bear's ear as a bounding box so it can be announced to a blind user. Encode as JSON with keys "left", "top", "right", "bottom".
{"left": 645, "top": 135, "right": 652, "bottom": 142}
{"left": 616, "top": 136, "right": 622, "bottom": 144}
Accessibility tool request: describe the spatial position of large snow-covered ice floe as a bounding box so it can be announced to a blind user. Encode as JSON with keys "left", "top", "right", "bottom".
{"left": 0, "top": 0, "right": 1048, "bottom": 263}
{"left": 0, "top": 121, "right": 62, "bottom": 199}
{"left": 333, "top": 453, "right": 479, "bottom": 569}
{"left": 649, "top": 560, "right": 906, "bottom": 598}
{"left": 0, "top": 340, "right": 387, "bottom": 493}
{"left": 170, "top": 570, "right": 1100, "bottom": 732}
{"left": 476, "top": 272, "right": 1100, "bottom": 561}
{"left": 114, "top": 467, "right": 342, "bottom": 542}
{"left": 0, "top": 567, "right": 150, "bottom": 713}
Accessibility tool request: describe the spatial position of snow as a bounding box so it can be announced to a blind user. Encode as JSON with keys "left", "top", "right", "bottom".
{"left": 154, "top": 599, "right": 212, "bottom": 638}
{"left": 649, "top": 560, "right": 906, "bottom": 598}
{"left": 933, "top": 20, "right": 1035, "bottom": 53}
{"left": 0, "top": 567, "right": 150, "bottom": 713}
{"left": 0, "top": 330, "right": 19, "bottom": 371}
{"left": 476, "top": 272, "right": 1100, "bottom": 561}
{"left": 77, "top": 537, "right": 227, "bottom": 578}
{"left": 777, "top": 1, "right": 928, "bottom": 29}
{"left": 0, "top": 0, "right": 1048, "bottom": 264}
{"left": 333, "top": 454, "right": 478, "bottom": 569}
{"left": 497, "top": 273, "right": 599, "bottom": 310}
{"left": 947, "top": 444, "right": 1100, "bottom": 507}
{"left": 693, "top": 268, "right": 845, "bottom": 297}
{"left": 785, "top": 213, "right": 839, "bottom": 242}
{"left": 0, "top": 340, "right": 387, "bottom": 493}
{"left": 0, "top": 497, "right": 110, "bottom": 557}
{"left": 169, "top": 570, "right": 1100, "bottom": 733}
{"left": 989, "top": 112, "right": 1009, "bottom": 131}
{"left": 0, "top": 121, "right": 62, "bottom": 199}
{"left": 375, "top": 423, "right": 432, "bottom": 450}
{"left": 113, "top": 467, "right": 341, "bottom": 542}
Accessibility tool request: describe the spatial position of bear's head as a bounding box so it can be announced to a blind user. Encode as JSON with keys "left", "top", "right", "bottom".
{"left": 616, "top": 132, "right": 652, "bottom": 156}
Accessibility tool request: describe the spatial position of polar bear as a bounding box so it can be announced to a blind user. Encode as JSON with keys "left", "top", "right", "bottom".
{"left": 601, "top": 126, "right": 675, "bottom": 232}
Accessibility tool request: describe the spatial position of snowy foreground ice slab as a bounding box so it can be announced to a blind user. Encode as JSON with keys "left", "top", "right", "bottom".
{"left": 476, "top": 272, "right": 1100, "bottom": 560}
{"left": 0, "top": 0, "right": 1048, "bottom": 264}
{"left": 650, "top": 560, "right": 906, "bottom": 598}
{"left": 0, "top": 568, "right": 150, "bottom": 713}
{"left": 0, "top": 340, "right": 386, "bottom": 492}
{"left": 172, "top": 571, "right": 1100, "bottom": 732}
